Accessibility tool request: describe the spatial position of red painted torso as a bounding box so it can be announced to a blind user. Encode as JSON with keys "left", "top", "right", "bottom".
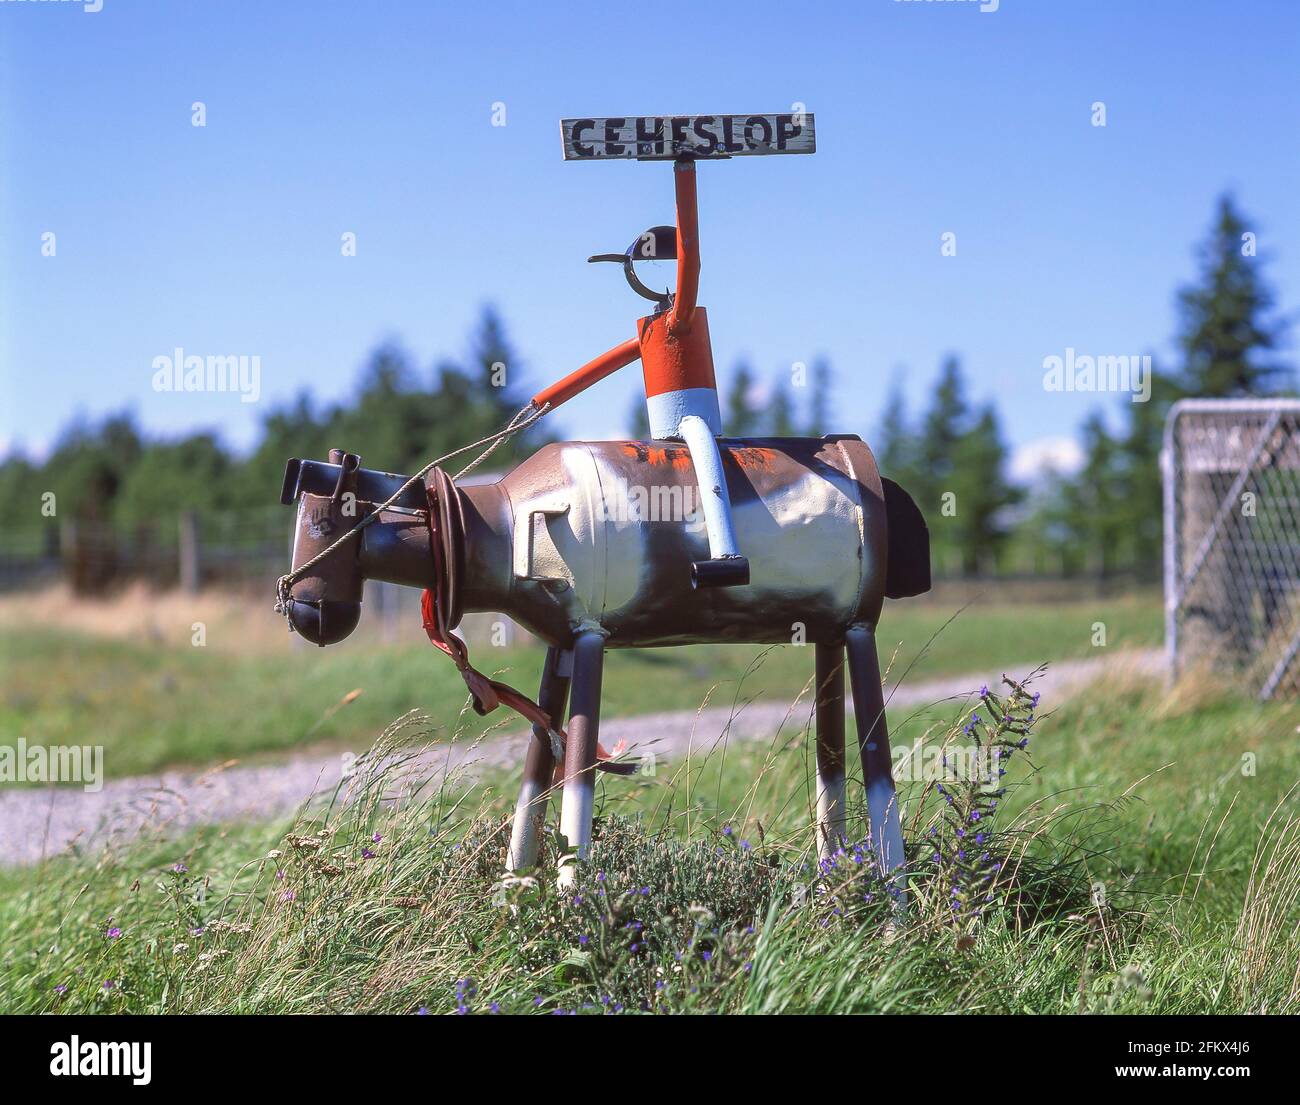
{"left": 637, "top": 306, "right": 717, "bottom": 399}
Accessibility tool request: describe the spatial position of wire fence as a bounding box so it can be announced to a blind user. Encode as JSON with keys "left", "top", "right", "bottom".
{"left": 0, "top": 507, "right": 290, "bottom": 594}
{"left": 1164, "top": 398, "right": 1300, "bottom": 699}
{"left": 0, "top": 504, "right": 529, "bottom": 647}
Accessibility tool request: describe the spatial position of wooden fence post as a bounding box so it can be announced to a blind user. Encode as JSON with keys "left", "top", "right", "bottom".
{"left": 179, "top": 511, "right": 201, "bottom": 593}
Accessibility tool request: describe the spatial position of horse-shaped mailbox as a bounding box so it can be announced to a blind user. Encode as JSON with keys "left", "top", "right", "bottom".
{"left": 277, "top": 114, "right": 931, "bottom": 887}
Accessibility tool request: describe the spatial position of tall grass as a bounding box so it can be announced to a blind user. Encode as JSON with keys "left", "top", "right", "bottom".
{"left": 0, "top": 591, "right": 1163, "bottom": 777}
{"left": 4, "top": 659, "right": 1296, "bottom": 1016}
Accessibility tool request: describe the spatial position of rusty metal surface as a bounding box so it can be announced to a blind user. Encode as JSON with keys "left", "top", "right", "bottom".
{"left": 457, "top": 435, "right": 888, "bottom": 648}
{"left": 282, "top": 434, "right": 897, "bottom": 649}
{"left": 274, "top": 118, "right": 928, "bottom": 882}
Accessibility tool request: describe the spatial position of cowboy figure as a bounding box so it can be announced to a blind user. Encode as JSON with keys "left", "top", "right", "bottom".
{"left": 530, "top": 159, "right": 749, "bottom": 588}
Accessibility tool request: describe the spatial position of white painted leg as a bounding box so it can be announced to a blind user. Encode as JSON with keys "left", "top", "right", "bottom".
{"left": 846, "top": 625, "right": 908, "bottom": 892}
{"left": 815, "top": 642, "right": 847, "bottom": 860}
{"left": 507, "top": 647, "right": 570, "bottom": 872}
{"left": 557, "top": 633, "right": 604, "bottom": 890}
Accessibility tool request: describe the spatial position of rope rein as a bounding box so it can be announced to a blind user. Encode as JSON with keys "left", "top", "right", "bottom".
{"left": 274, "top": 401, "right": 549, "bottom": 621}
{"left": 272, "top": 400, "right": 633, "bottom": 774}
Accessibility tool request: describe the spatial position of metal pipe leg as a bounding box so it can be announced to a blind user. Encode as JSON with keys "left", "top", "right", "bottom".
{"left": 845, "top": 625, "right": 907, "bottom": 883}
{"left": 814, "top": 642, "right": 847, "bottom": 860}
{"left": 506, "top": 646, "right": 571, "bottom": 872}
{"left": 557, "top": 632, "right": 605, "bottom": 889}
{"left": 677, "top": 415, "right": 741, "bottom": 560}
{"left": 677, "top": 415, "right": 749, "bottom": 588}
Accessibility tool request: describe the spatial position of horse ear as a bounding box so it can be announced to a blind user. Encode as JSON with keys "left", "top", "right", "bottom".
{"left": 881, "top": 478, "right": 932, "bottom": 600}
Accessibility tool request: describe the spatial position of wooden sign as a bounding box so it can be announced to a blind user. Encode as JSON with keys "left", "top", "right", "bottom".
{"left": 560, "top": 114, "right": 816, "bottom": 161}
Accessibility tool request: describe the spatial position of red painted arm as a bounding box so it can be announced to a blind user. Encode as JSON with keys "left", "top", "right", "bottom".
{"left": 531, "top": 337, "right": 642, "bottom": 411}
{"left": 668, "top": 159, "right": 700, "bottom": 336}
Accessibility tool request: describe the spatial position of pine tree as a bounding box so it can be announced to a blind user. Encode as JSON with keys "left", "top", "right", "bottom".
{"left": 1115, "top": 360, "right": 1182, "bottom": 579}
{"left": 920, "top": 357, "right": 967, "bottom": 476}
{"left": 948, "top": 404, "right": 1021, "bottom": 576}
{"left": 1064, "top": 413, "right": 1128, "bottom": 578}
{"left": 768, "top": 380, "right": 798, "bottom": 436}
{"left": 915, "top": 356, "right": 967, "bottom": 532}
{"left": 1177, "top": 195, "right": 1291, "bottom": 397}
{"left": 905, "top": 357, "right": 1017, "bottom": 577}
{"left": 876, "top": 375, "right": 917, "bottom": 488}
{"left": 724, "top": 361, "right": 761, "bottom": 436}
{"left": 470, "top": 305, "right": 531, "bottom": 426}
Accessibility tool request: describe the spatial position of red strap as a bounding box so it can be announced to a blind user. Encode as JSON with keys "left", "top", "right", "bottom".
{"left": 420, "top": 475, "right": 633, "bottom": 774}
{"left": 420, "top": 587, "right": 561, "bottom": 734}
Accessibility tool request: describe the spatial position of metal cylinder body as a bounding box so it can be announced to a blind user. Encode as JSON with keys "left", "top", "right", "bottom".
{"left": 456, "top": 435, "right": 888, "bottom": 648}
{"left": 282, "top": 435, "right": 898, "bottom": 649}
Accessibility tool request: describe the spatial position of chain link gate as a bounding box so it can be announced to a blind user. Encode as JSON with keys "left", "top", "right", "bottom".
{"left": 1164, "top": 399, "right": 1300, "bottom": 699}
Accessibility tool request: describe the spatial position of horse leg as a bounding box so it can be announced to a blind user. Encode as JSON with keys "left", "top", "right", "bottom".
{"left": 814, "top": 641, "right": 847, "bottom": 860}
{"left": 506, "top": 645, "right": 571, "bottom": 872}
{"left": 845, "top": 625, "right": 907, "bottom": 886}
{"left": 557, "top": 631, "right": 605, "bottom": 889}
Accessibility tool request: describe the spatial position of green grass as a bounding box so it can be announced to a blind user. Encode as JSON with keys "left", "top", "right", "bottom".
{"left": 0, "top": 593, "right": 1161, "bottom": 777}
{"left": 2, "top": 656, "right": 1297, "bottom": 1015}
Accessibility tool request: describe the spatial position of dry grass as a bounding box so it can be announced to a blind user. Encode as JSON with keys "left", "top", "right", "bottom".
{"left": 0, "top": 583, "right": 288, "bottom": 653}
{"left": 1233, "top": 787, "right": 1300, "bottom": 1011}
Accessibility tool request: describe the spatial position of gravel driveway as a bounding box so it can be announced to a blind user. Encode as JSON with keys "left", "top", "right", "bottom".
{"left": 0, "top": 650, "right": 1162, "bottom": 866}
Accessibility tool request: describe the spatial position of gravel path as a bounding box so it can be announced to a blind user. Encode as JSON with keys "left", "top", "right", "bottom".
{"left": 0, "top": 650, "right": 1163, "bottom": 867}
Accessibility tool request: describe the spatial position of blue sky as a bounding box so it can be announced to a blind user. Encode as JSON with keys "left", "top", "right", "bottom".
{"left": 2, "top": 0, "right": 1297, "bottom": 475}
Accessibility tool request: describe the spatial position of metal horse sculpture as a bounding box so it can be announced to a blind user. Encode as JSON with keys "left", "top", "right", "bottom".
{"left": 277, "top": 115, "right": 931, "bottom": 887}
